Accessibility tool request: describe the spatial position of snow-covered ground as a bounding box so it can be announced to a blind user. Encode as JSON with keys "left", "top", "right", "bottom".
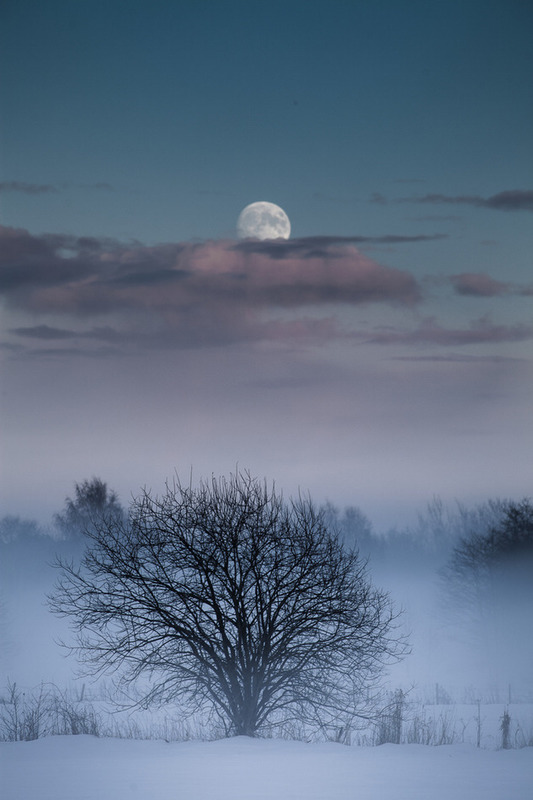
{"left": 1, "top": 735, "right": 531, "bottom": 800}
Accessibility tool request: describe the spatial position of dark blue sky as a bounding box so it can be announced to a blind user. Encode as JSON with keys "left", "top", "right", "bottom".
{"left": 1, "top": 0, "right": 532, "bottom": 526}
{"left": 2, "top": 0, "right": 531, "bottom": 243}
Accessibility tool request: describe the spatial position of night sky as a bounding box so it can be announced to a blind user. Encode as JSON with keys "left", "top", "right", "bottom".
{"left": 1, "top": 0, "right": 532, "bottom": 527}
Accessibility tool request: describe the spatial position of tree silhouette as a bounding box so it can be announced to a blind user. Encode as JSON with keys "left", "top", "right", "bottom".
{"left": 443, "top": 498, "right": 533, "bottom": 609}
{"left": 441, "top": 498, "right": 533, "bottom": 683}
{"left": 51, "top": 472, "right": 406, "bottom": 738}
{"left": 54, "top": 478, "right": 124, "bottom": 541}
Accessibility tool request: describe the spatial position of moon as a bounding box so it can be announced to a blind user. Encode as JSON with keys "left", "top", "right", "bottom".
{"left": 237, "top": 201, "right": 291, "bottom": 240}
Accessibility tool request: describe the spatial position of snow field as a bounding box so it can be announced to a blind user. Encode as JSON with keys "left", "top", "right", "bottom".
{"left": 1, "top": 735, "right": 532, "bottom": 800}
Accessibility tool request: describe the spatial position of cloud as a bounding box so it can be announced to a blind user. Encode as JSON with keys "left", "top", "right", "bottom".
{"left": 366, "top": 317, "right": 533, "bottom": 347}
{"left": 409, "top": 215, "right": 462, "bottom": 222}
{"left": 391, "top": 353, "right": 525, "bottom": 363}
{"left": 0, "top": 226, "right": 111, "bottom": 293}
{"left": 0, "top": 182, "right": 58, "bottom": 195}
{"left": 10, "top": 324, "right": 78, "bottom": 340}
{"left": 400, "top": 189, "right": 533, "bottom": 212}
{"left": 234, "top": 233, "right": 446, "bottom": 259}
{"left": 0, "top": 181, "right": 114, "bottom": 194}
{"left": 9, "top": 324, "right": 121, "bottom": 342}
{"left": 450, "top": 273, "right": 510, "bottom": 297}
{"left": 1, "top": 225, "right": 421, "bottom": 352}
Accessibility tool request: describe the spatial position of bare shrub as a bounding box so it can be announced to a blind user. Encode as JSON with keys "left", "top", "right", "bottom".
{"left": 0, "top": 681, "right": 102, "bottom": 741}
{"left": 375, "top": 689, "right": 405, "bottom": 745}
{"left": 0, "top": 681, "right": 51, "bottom": 741}
{"left": 500, "top": 709, "right": 511, "bottom": 749}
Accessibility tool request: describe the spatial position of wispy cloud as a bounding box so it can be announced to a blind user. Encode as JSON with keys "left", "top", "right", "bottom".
{"left": 9, "top": 324, "right": 121, "bottom": 342}
{"left": 449, "top": 273, "right": 510, "bottom": 297}
{"left": 399, "top": 189, "right": 533, "bottom": 212}
{"left": 0, "top": 182, "right": 59, "bottom": 195}
{"left": 235, "top": 233, "right": 447, "bottom": 259}
{"left": 0, "top": 181, "right": 114, "bottom": 194}
{"left": 10, "top": 324, "right": 79, "bottom": 340}
{"left": 366, "top": 317, "right": 533, "bottom": 346}
{"left": 391, "top": 353, "right": 526, "bottom": 363}
{"left": 408, "top": 215, "right": 462, "bottom": 222}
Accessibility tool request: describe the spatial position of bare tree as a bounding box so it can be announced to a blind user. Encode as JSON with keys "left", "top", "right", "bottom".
{"left": 50, "top": 472, "right": 406, "bottom": 738}
{"left": 321, "top": 502, "right": 377, "bottom": 557}
{"left": 442, "top": 498, "right": 533, "bottom": 614}
{"left": 441, "top": 498, "right": 533, "bottom": 684}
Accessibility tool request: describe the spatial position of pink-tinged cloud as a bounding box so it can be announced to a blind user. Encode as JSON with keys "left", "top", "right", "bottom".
{"left": 1, "top": 225, "right": 421, "bottom": 351}
{"left": 366, "top": 317, "right": 533, "bottom": 347}
{"left": 450, "top": 273, "right": 509, "bottom": 297}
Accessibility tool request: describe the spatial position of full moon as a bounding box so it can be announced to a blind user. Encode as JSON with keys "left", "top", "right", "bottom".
{"left": 237, "top": 201, "right": 291, "bottom": 240}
